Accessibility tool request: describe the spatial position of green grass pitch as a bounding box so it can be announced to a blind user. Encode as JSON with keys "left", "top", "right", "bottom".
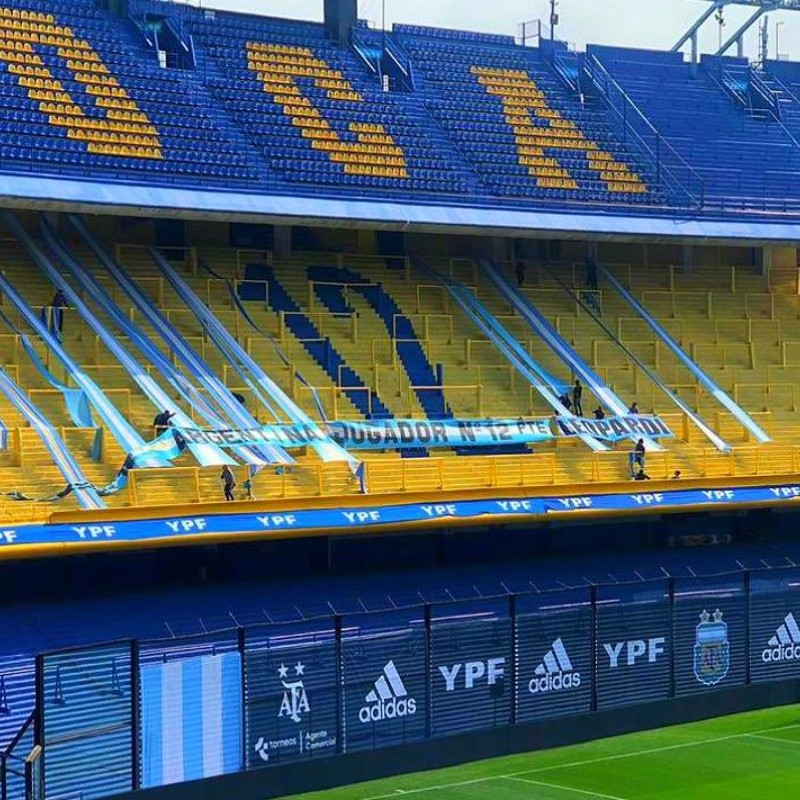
{"left": 282, "top": 705, "right": 800, "bottom": 799}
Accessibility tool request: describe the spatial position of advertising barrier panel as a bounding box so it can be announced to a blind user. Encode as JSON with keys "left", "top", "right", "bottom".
{"left": 673, "top": 578, "right": 746, "bottom": 696}
{"left": 140, "top": 652, "right": 242, "bottom": 787}
{"left": 342, "top": 629, "right": 427, "bottom": 752}
{"left": 29, "top": 567, "right": 800, "bottom": 800}
{"left": 750, "top": 570, "right": 800, "bottom": 683}
{"left": 517, "top": 606, "right": 592, "bottom": 722}
{"left": 430, "top": 617, "right": 511, "bottom": 737}
{"left": 596, "top": 599, "right": 671, "bottom": 709}
{"left": 245, "top": 641, "right": 338, "bottom": 769}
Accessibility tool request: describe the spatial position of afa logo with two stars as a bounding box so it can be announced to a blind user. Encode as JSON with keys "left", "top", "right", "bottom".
{"left": 694, "top": 609, "right": 730, "bottom": 686}
{"left": 278, "top": 661, "right": 309, "bottom": 723}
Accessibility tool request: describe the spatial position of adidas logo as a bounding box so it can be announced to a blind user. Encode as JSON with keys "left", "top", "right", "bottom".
{"left": 528, "top": 637, "right": 581, "bottom": 694}
{"left": 763, "top": 613, "right": 800, "bottom": 663}
{"left": 359, "top": 660, "right": 417, "bottom": 723}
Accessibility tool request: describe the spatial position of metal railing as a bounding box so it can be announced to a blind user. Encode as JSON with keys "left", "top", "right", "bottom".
{"left": 582, "top": 53, "right": 706, "bottom": 209}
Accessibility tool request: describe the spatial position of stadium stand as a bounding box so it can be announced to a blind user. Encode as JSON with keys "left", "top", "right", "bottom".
{"left": 7, "top": 5, "right": 800, "bottom": 800}
{"left": 1, "top": 212, "right": 799, "bottom": 512}
{"left": 184, "top": 10, "right": 471, "bottom": 195}
{"left": 395, "top": 26, "right": 653, "bottom": 203}
{"left": 2, "top": 538, "right": 799, "bottom": 753}
{"left": 592, "top": 46, "right": 800, "bottom": 212}
{"left": 0, "top": 0, "right": 255, "bottom": 182}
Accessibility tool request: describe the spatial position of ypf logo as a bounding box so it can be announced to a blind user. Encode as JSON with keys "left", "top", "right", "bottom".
{"left": 438, "top": 658, "right": 505, "bottom": 692}
{"left": 603, "top": 638, "right": 666, "bottom": 668}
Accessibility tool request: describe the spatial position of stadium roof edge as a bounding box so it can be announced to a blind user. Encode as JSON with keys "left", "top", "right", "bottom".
{"left": 3, "top": 174, "right": 800, "bottom": 244}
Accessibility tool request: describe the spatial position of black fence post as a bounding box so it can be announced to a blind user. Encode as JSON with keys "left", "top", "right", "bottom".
{"left": 237, "top": 627, "right": 247, "bottom": 771}
{"left": 33, "top": 653, "right": 43, "bottom": 800}
{"left": 424, "top": 603, "right": 432, "bottom": 740}
{"left": 590, "top": 585, "right": 598, "bottom": 712}
{"left": 669, "top": 577, "right": 676, "bottom": 698}
{"left": 334, "top": 615, "right": 344, "bottom": 755}
{"left": 130, "top": 640, "right": 140, "bottom": 792}
{"left": 509, "top": 594, "right": 518, "bottom": 726}
{"left": 744, "top": 571, "right": 752, "bottom": 685}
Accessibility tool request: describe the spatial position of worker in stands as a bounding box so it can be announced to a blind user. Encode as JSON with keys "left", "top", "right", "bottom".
{"left": 221, "top": 465, "right": 237, "bottom": 502}
{"left": 572, "top": 379, "right": 583, "bottom": 416}
{"left": 630, "top": 438, "right": 645, "bottom": 477}
{"left": 153, "top": 409, "right": 175, "bottom": 437}
{"left": 50, "top": 288, "right": 68, "bottom": 335}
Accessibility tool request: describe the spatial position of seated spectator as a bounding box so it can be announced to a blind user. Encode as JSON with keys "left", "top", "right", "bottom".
{"left": 671, "top": 470, "right": 682, "bottom": 480}
{"left": 593, "top": 406, "right": 605, "bottom": 420}
{"left": 633, "top": 468, "right": 651, "bottom": 481}
{"left": 628, "top": 402, "right": 640, "bottom": 415}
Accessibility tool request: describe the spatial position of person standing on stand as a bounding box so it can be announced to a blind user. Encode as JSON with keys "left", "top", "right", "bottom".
{"left": 572, "top": 379, "right": 583, "bottom": 417}
{"left": 221, "top": 465, "right": 237, "bottom": 502}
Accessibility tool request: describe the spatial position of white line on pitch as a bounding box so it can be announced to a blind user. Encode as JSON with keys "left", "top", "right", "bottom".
{"left": 504, "top": 775, "right": 631, "bottom": 800}
{"left": 358, "top": 721, "right": 800, "bottom": 800}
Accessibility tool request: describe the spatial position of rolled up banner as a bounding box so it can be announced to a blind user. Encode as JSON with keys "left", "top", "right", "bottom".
{"left": 556, "top": 415, "right": 674, "bottom": 441}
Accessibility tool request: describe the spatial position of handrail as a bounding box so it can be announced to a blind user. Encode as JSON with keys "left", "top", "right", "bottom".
{"left": 583, "top": 53, "right": 705, "bottom": 209}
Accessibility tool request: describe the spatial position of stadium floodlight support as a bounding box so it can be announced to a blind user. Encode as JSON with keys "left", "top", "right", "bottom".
{"left": 672, "top": 0, "right": 800, "bottom": 61}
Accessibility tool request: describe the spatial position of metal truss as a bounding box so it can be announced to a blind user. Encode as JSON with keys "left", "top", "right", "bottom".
{"left": 672, "top": 0, "right": 800, "bottom": 59}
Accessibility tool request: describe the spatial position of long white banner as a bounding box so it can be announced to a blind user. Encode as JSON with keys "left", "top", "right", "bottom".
{"left": 175, "top": 418, "right": 555, "bottom": 452}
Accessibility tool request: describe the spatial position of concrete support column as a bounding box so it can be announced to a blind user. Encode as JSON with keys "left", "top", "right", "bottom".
{"left": 274, "top": 225, "right": 292, "bottom": 262}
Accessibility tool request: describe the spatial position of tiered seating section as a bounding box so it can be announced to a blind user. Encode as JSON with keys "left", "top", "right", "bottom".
{"left": 0, "top": 1, "right": 671, "bottom": 209}
{"left": 0, "top": 0, "right": 253, "bottom": 181}
{"left": 592, "top": 47, "right": 800, "bottom": 212}
{"left": 187, "top": 13, "right": 468, "bottom": 193}
{"left": 396, "top": 26, "right": 651, "bottom": 203}
{"left": 6, "top": 3, "right": 800, "bottom": 214}
{"left": 3, "top": 211, "right": 800, "bottom": 518}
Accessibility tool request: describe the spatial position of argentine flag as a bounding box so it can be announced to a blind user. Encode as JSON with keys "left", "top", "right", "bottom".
{"left": 141, "top": 652, "right": 242, "bottom": 787}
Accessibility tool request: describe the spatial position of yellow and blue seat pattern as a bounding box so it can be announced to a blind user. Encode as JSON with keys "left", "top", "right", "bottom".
{"left": 191, "top": 15, "right": 467, "bottom": 192}
{"left": 0, "top": 0, "right": 252, "bottom": 180}
{"left": 397, "top": 26, "right": 652, "bottom": 203}
{"left": 247, "top": 42, "right": 408, "bottom": 180}
{"left": 473, "top": 67, "right": 646, "bottom": 194}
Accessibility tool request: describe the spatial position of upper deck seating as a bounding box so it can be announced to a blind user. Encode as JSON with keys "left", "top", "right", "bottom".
{"left": 185, "top": 12, "right": 468, "bottom": 195}
{"left": 0, "top": 0, "right": 254, "bottom": 183}
{"left": 395, "top": 25, "right": 655, "bottom": 205}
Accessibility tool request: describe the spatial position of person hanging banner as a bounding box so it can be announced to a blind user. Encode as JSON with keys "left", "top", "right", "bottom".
{"left": 556, "top": 415, "right": 673, "bottom": 441}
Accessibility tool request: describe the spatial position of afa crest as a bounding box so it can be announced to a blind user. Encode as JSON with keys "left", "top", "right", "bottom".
{"left": 693, "top": 609, "right": 729, "bottom": 686}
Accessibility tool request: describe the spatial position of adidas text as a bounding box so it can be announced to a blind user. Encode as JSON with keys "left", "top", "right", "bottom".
{"left": 762, "top": 644, "right": 800, "bottom": 663}
{"left": 529, "top": 671, "right": 581, "bottom": 694}
{"left": 359, "top": 696, "right": 417, "bottom": 723}
{"left": 359, "top": 660, "right": 417, "bottom": 724}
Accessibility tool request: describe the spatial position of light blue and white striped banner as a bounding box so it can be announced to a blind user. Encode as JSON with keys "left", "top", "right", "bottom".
{"left": 140, "top": 652, "right": 242, "bottom": 787}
